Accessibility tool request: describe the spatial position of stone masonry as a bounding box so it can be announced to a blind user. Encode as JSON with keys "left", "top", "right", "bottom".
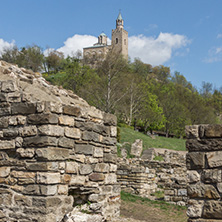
{"left": 0, "top": 61, "right": 120, "bottom": 222}
{"left": 117, "top": 148, "right": 187, "bottom": 206}
{"left": 186, "top": 124, "right": 222, "bottom": 221}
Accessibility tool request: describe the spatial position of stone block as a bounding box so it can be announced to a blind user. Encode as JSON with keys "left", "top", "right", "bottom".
{"left": 0, "top": 140, "right": 15, "bottom": 149}
{"left": 203, "top": 201, "right": 222, "bottom": 219}
{"left": 89, "top": 173, "right": 105, "bottom": 181}
{"left": 188, "top": 183, "right": 220, "bottom": 199}
{"left": 66, "top": 162, "right": 78, "bottom": 174}
{"left": 38, "top": 125, "right": 64, "bottom": 137}
{"left": 0, "top": 167, "right": 10, "bottom": 177}
{"left": 187, "top": 170, "right": 201, "bottom": 183}
{"left": 75, "top": 144, "right": 93, "bottom": 155}
{"left": 19, "top": 125, "right": 37, "bottom": 136}
{"left": 27, "top": 113, "right": 58, "bottom": 124}
{"left": 110, "top": 126, "right": 117, "bottom": 137}
{"left": 1, "top": 80, "right": 17, "bottom": 92}
{"left": 69, "top": 175, "right": 86, "bottom": 185}
{"left": 93, "top": 147, "right": 103, "bottom": 157}
{"left": 82, "top": 131, "right": 100, "bottom": 142}
{"left": 58, "top": 137, "right": 74, "bottom": 148}
{"left": 16, "top": 148, "right": 35, "bottom": 158}
{"left": 11, "top": 102, "right": 36, "bottom": 115}
{"left": 206, "top": 151, "right": 222, "bottom": 168}
{"left": 63, "top": 105, "right": 82, "bottom": 117}
{"left": 23, "top": 136, "right": 57, "bottom": 147}
{"left": 14, "top": 194, "right": 32, "bottom": 207}
{"left": 130, "top": 139, "right": 143, "bottom": 157}
{"left": 65, "top": 127, "right": 81, "bottom": 139}
{"left": 61, "top": 174, "right": 71, "bottom": 184}
{"left": 79, "top": 164, "right": 93, "bottom": 175}
{"left": 23, "top": 185, "right": 40, "bottom": 195}
{"left": 104, "top": 153, "right": 117, "bottom": 163}
{"left": 202, "top": 169, "right": 222, "bottom": 183}
{"left": 178, "top": 189, "right": 187, "bottom": 196}
{"left": 36, "top": 147, "right": 70, "bottom": 160}
{"left": 58, "top": 116, "right": 74, "bottom": 126}
{"left": 0, "top": 117, "right": 8, "bottom": 128}
{"left": 0, "top": 103, "right": 10, "bottom": 116}
{"left": 185, "top": 125, "right": 199, "bottom": 139}
{"left": 40, "top": 185, "right": 57, "bottom": 196}
{"left": 15, "top": 137, "right": 23, "bottom": 147}
{"left": 187, "top": 199, "right": 204, "bottom": 218}
{"left": 186, "top": 152, "right": 205, "bottom": 169}
{"left": 94, "top": 163, "right": 109, "bottom": 173}
{"left": 105, "top": 173, "right": 117, "bottom": 184}
{"left": 88, "top": 194, "right": 106, "bottom": 202}
{"left": 58, "top": 185, "right": 68, "bottom": 195}
{"left": 103, "top": 113, "right": 117, "bottom": 126}
{"left": 37, "top": 172, "right": 61, "bottom": 184}
{"left": 204, "top": 125, "right": 222, "bottom": 138}
{"left": 3, "top": 128, "right": 18, "bottom": 138}
{"left": 26, "top": 162, "right": 58, "bottom": 171}
{"left": 186, "top": 138, "right": 222, "bottom": 152}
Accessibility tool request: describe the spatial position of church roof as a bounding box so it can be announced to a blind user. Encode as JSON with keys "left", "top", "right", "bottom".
{"left": 117, "top": 12, "right": 123, "bottom": 20}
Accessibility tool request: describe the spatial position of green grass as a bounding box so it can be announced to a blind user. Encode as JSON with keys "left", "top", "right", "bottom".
{"left": 121, "top": 191, "right": 186, "bottom": 211}
{"left": 120, "top": 127, "right": 186, "bottom": 151}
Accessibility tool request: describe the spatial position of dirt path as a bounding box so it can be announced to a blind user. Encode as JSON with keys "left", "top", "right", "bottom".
{"left": 114, "top": 200, "right": 187, "bottom": 222}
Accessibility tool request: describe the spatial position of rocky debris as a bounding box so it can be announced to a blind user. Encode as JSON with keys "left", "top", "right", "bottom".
{"left": 130, "top": 139, "right": 143, "bottom": 157}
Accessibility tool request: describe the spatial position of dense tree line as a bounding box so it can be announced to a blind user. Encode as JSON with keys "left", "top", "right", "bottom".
{"left": 1, "top": 45, "right": 222, "bottom": 137}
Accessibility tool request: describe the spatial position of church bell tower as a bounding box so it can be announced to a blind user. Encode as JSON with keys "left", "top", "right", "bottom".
{"left": 111, "top": 12, "right": 128, "bottom": 60}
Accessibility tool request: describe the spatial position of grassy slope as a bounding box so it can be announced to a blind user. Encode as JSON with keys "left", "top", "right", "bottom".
{"left": 119, "top": 127, "right": 186, "bottom": 151}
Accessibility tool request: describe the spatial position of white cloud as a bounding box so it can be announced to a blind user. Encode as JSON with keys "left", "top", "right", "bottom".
{"left": 204, "top": 46, "right": 222, "bottom": 63}
{"left": 56, "top": 32, "right": 190, "bottom": 65}
{"left": 0, "top": 39, "right": 15, "bottom": 55}
{"left": 128, "top": 33, "right": 190, "bottom": 65}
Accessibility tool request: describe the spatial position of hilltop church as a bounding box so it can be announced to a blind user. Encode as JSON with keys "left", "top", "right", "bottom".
{"left": 83, "top": 12, "right": 128, "bottom": 60}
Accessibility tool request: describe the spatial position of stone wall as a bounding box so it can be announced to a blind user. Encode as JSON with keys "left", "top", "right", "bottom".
{"left": 117, "top": 148, "right": 187, "bottom": 206}
{"left": 0, "top": 61, "right": 120, "bottom": 222}
{"left": 186, "top": 124, "right": 222, "bottom": 221}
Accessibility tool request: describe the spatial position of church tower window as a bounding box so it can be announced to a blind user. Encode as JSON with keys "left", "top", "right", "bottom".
{"left": 116, "top": 38, "right": 118, "bottom": 44}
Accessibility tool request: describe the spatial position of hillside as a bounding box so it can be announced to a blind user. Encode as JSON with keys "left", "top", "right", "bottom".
{"left": 119, "top": 126, "right": 186, "bottom": 152}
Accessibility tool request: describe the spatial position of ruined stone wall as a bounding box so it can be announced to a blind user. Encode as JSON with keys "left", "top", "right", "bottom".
{"left": 117, "top": 149, "right": 187, "bottom": 206}
{"left": 0, "top": 61, "right": 120, "bottom": 222}
{"left": 186, "top": 124, "right": 222, "bottom": 221}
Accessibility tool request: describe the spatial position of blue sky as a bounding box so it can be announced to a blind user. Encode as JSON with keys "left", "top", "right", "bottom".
{"left": 1, "top": 0, "right": 222, "bottom": 90}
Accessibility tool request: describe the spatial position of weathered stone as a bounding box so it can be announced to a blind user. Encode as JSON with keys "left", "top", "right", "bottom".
{"left": 65, "top": 127, "right": 81, "bottom": 139}
{"left": 188, "top": 183, "right": 220, "bottom": 199}
{"left": 206, "top": 151, "right": 222, "bottom": 168}
{"left": 14, "top": 194, "right": 32, "bottom": 207}
{"left": 187, "top": 170, "right": 201, "bottom": 183}
{"left": 74, "top": 154, "right": 86, "bottom": 163}
{"left": 89, "top": 173, "right": 105, "bottom": 181}
{"left": 75, "top": 144, "right": 93, "bottom": 155}
{"left": 23, "top": 185, "right": 40, "bottom": 195}
{"left": 82, "top": 131, "right": 100, "bottom": 142}
{"left": 66, "top": 162, "right": 78, "bottom": 174}
{"left": 94, "top": 163, "right": 109, "bottom": 173}
{"left": 11, "top": 102, "right": 36, "bottom": 115}
{"left": 27, "top": 113, "right": 58, "bottom": 124}
{"left": 103, "top": 113, "right": 117, "bottom": 126}
{"left": 63, "top": 105, "right": 82, "bottom": 117}
{"left": 36, "top": 148, "right": 70, "bottom": 160}
{"left": 104, "top": 153, "right": 116, "bottom": 163}
{"left": 79, "top": 164, "right": 93, "bottom": 175}
{"left": 93, "top": 147, "right": 103, "bottom": 157}
{"left": 110, "top": 126, "right": 117, "bottom": 137}
{"left": 23, "top": 136, "right": 57, "bottom": 147}
{"left": 38, "top": 125, "right": 64, "bottom": 137}
{"left": 202, "top": 169, "right": 222, "bottom": 183}
{"left": 58, "top": 137, "right": 74, "bottom": 148}
{"left": 3, "top": 128, "right": 18, "bottom": 138}
{"left": 16, "top": 148, "right": 35, "bottom": 158}
{"left": 15, "top": 137, "right": 23, "bottom": 147}
{"left": 37, "top": 172, "right": 61, "bottom": 184}
{"left": 1, "top": 80, "right": 17, "bottom": 92}
{"left": 0, "top": 167, "right": 10, "bottom": 177}
{"left": 26, "top": 162, "right": 58, "bottom": 171}
{"left": 130, "top": 139, "right": 143, "bottom": 157}
{"left": 203, "top": 201, "right": 222, "bottom": 219}
{"left": 40, "top": 185, "right": 57, "bottom": 196}
{"left": 0, "top": 117, "right": 8, "bottom": 128}
{"left": 69, "top": 175, "right": 86, "bottom": 185}
{"left": 185, "top": 125, "right": 200, "bottom": 139}
{"left": 0, "top": 140, "right": 15, "bottom": 149}
{"left": 88, "top": 194, "right": 106, "bottom": 202}
{"left": 187, "top": 199, "right": 204, "bottom": 218}
{"left": 186, "top": 152, "right": 205, "bottom": 169}
{"left": 204, "top": 125, "right": 222, "bottom": 138}
{"left": 58, "top": 185, "right": 68, "bottom": 195}
{"left": 58, "top": 116, "right": 74, "bottom": 126}
{"left": 105, "top": 173, "right": 117, "bottom": 184}
{"left": 19, "top": 125, "right": 37, "bottom": 136}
